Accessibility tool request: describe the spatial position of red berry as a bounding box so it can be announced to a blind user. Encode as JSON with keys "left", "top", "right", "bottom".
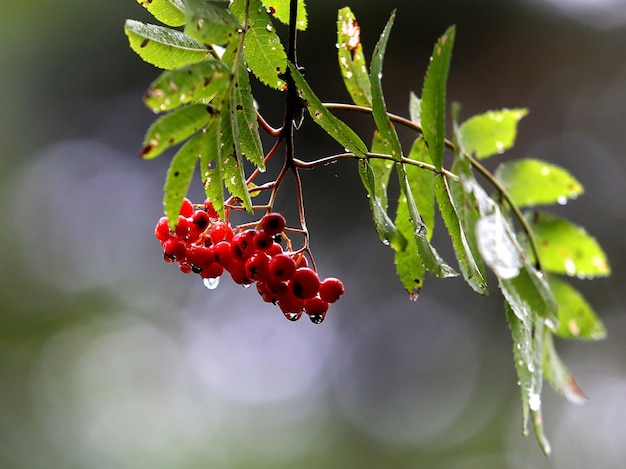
{"left": 266, "top": 242, "right": 283, "bottom": 257}
{"left": 289, "top": 267, "right": 320, "bottom": 300}
{"left": 192, "top": 210, "right": 210, "bottom": 232}
{"left": 155, "top": 216, "right": 171, "bottom": 241}
{"left": 269, "top": 254, "right": 297, "bottom": 282}
{"left": 245, "top": 252, "right": 270, "bottom": 281}
{"left": 232, "top": 230, "right": 257, "bottom": 261}
{"left": 179, "top": 263, "right": 193, "bottom": 274}
{"left": 304, "top": 296, "right": 329, "bottom": 315}
{"left": 261, "top": 212, "right": 286, "bottom": 236}
{"left": 213, "top": 241, "right": 234, "bottom": 268}
{"left": 253, "top": 230, "right": 274, "bottom": 251}
{"left": 229, "top": 260, "right": 251, "bottom": 285}
{"left": 175, "top": 215, "right": 192, "bottom": 239}
{"left": 294, "top": 254, "right": 308, "bottom": 269}
{"left": 319, "top": 278, "right": 345, "bottom": 303}
{"left": 277, "top": 291, "right": 304, "bottom": 314}
{"left": 179, "top": 197, "right": 194, "bottom": 217}
{"left": 185, "top": 245, "right": 214, "bottom": 269}
{"left": 203, "top": 198, "right": 219, "bottom": 219}
{"left": 163, "top": 238, "right": 186, "bottom": 261}
{"left": 199, "top": 262, "right": 224, "bottom": 279}
{"left": 210, "top": 222, "right": 234, "bottom": 244}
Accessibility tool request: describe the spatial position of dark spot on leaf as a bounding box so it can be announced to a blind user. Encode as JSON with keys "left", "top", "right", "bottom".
{"left": 173, "top": 171, "right": 180, "bottom": 177}
{"left": 168, "top": 137, "right": 175, "bottom": 144}
{"left": 236, "top": 104, "right": 243, "bottom": 111}
{"left": 140, "top": 38, "right": 150, "bottom": 48}
{"left": 140, "top": 143, "right": 154, "bottom": 157}
{"left": 268, "top": 6, "right": 276, "bottom": 14}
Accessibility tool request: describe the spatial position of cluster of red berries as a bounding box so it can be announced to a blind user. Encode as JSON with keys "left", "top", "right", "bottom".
{"left": 154, "top": 198, "right": 344, "bottom": 324}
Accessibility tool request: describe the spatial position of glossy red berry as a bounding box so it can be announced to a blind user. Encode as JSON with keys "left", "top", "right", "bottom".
{"left": 304, "top": 296, "right": 329, "bottom": 315}
{"left": 185, "top": 245, "right": 214, "bottom": 269}
{"left": 269, "top": 254, "right": 297, "bottom": 282}
{"left": 253, "top": 230, "right": 274, "bottom": 251}
{"left": 199, "top": 262, "right": 224, "bottom": 279}
{"left": 261, "top": 212, "right": 286, "bottom": 236}
{"left": 155, "top": 216, "right": 171, "bottom": 241}
{"left": 277, "top": 291, "right": 305, "bottom": 314}
{"left": 289, "top": 267, "right": 320, "bottom": 300}
{"left": 179, "top": 197, "right": 194, "bottom": 217}
{"left": 203, "top": 198, "right": 219, "bottom": 219}
{"left": 232, "top": 229, "right": 257, "bottom": 261}
{"left": 163, "top": 238, "right": 186, "bottom": 261}
{"left": 210, "top": 221, "right": 234, "bottom": 244}
{"left": 245, "top": 252, "right": 270, "bottom": 281}
{"left": 319, "top": 277, "right": 345, "bottom": 303}
{"left": 213, "top": 241, "right": 235, "bottom": 268}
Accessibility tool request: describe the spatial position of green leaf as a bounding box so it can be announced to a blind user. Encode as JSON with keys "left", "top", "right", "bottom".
{"left": 359, "top": 158, "right": 406, "bottom": 251}
{"left": 409, "top": 92, "right": 422, "bottom": 124}
{"left": 397, "top": 163, "right": 457, "bottom": 279}
{"left": 136, "top": 0, "right": 186, "bottom": 27}
{"left": 506, "top": 303, "right": 551, "bottom": 455}
{"left": 163, "top": 132, "right": 202, "bottom": 228}
{"left": 200, "top": 114, "right": 225, "bottom": 219}
{"left": 458, "top": 108, "right": 528, "bottom": 159}
{"left": 394, "top": 194, "right": 426, "bottom": 300}
{"left": 368, "top": 131, "right": 395, "bottom": 211}
{"left": 494, "top": 158, "right": 584, "bottom": 208}
{"left": 421, "top": 26, "right": 455, "bottom": 169}
{"left": 527, "top": 211, "right": 611, "bottom": 278}
{"left": 289, "top": 63, "right": 368, "bottom": 157}
{"left": 548, "top": 276, "right": 607, "bottom": 340}
{"left": 543, "top": 329, "right": 588, "bottom": 404}
{"left": 125, "top": 20, "right": 211, "bottom": 70}
{"left": 435, "top": 175, "right": 488, "bottom": 294}
{"left": 183, "top": 0, "right": 240, "bottom": 45}
{"left": 144, "top": 59, "right": 231, "bottom": 113}
{"left": 266, "top": 0, "right": 307, "bottom": 30}
{"left": 231, "top": 0, "right": 287, "bottom": 90}
{"left": 141, "top": 104, "right": 214, "bottom": 159}
{"left": 370, "top": 10, "right": 403, "bottom": 161}
{"left": 337, "top": 7, "right": 371, "bottom": 107}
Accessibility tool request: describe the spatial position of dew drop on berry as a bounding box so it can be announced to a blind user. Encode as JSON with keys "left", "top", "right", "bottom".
{"left": 284, "top": 312, "right": 302, "bottom": 321}
{"left": 203, "top": 277, "right": 220, "bottom": 290}
{"left": 242, "top": 283, "right": 252, "bottom": 289}
{"left": 309, "top": 313, "right": 326, "bottom": 324}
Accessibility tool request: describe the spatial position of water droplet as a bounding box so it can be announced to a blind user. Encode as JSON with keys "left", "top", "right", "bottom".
{"left": 557, "top": 196, "right": 568, "bottom": 205}
{"left": 528, "top": 392, "right": 541, "bottom": 411}
{"left": 242, "top": 283, "right": 252, "bottom": 289}
{"left": 284, "top": 311, "right": 302, "bottom": 321}
{"left": 266, "top": 24, "right": 273, "bottom": 32}
{"left": 346, "top": 71, "right": 353, "bottom": 79}
{"left": 381, "top": 239, "right": 390, "bottom": 246}
{"left": 309, "top": 313, "right": 326, "bottom": 324}
{"left": 528, "top": 363, "right": 535, "bottom": 373}
{"left": 203, "top": 277, "right": 220, "bottom": 290}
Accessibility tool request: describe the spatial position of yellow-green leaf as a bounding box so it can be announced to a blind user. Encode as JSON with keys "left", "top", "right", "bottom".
{"left": 459, "top": 108, "right": 528, "bottom": 159}
{"left": 137, "top": 0, "right": 186, "bottom": 27}
{"left": 266, "top": 0, "right": 307, "bottom": 30}
{"left": 337, "top": 7, "right": 371, "bottom": 106}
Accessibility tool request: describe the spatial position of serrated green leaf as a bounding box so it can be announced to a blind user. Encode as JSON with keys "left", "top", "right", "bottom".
{"left": 527, "top": 211, "right": 611, "bottom": 278}
{"left": 125, "top": 20, "right": 211, "bottom": 70}
{"left": 144, "top": 59, "right": 231, "bottom": 113}
{"left": 458, "top": 108, "right": 528, "bottom": 159}
{"left": 409, "top": 92, "right": 422, "bottom": 124}
{"left": 506, "top": 303, "right": 550, "bottom": 455}
{"left": 137, "top": 0, "right": 186, "bottom": 27}
{"left": 337, "top": 7, "right": 371, "bottom": 107}
{"left": 435, "top": 174, "right": 488, "bottom": 294}
{"left": 219, "top": 97, "right": 252, "bottom": 211}
{"left": 370, "top": 10, "right": 403, "bottom": 162}
{"left": 359, "top": 158, "right": 406, "bottom": 251}
{"left": 141, "top": 104, "right": 214, "bottom": 159}
{"left": 495, "top": 158, "right": 584, "bottom": 208}
{"left": 548, "top": 276, "right": 607, "bottom": 340}
{"left": 542, "top": 329, "right": 588, "bottom": 404}
{"left": 368, "top": 131, "right": 395, "bottom": 210}
{"left": 394, "top": 194, "right": 425, "bottom": 300}
{"left": 183, "top": 0, "right": 240, "bottom": 45}
{"left": 421, "top": 26, "right": 455, "bottom": 169}
{"left": 164, "top": 132, "right": 202, "bottom": 228}
{"left": 231, "top": 0, "right": 287, "bottom": 90}
{"left": 289, "top": 63, "right": 368, "bottom": 157}
{"left": 200, "top": 115, "right": 225, "bottom": 218}
{"left": 397, "top": 163, "right": 457, "bottom": 279}
{"left": 266, "top": 0, "right": 307, "bottom": 30}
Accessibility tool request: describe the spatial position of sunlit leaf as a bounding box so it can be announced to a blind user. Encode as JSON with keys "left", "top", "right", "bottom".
{"left": 548, "top": 276, "right": 607, "bottom": 340}
{"left": 359, "top": 158, "right": 406, "bottom": 251}
{"left": 266, "top": 0, "right": 307, "bottom": 30}
{"left": 409, "top": 92, "right": 421, "bottom": 124}
{"left": 495, "top": 158, "right": 584, "bottom": 208}
{"left": 421, "top": 25, "right": 455, "bottom": 169}
{"left": 337, "top": 8, "right": 371, "bottom": 107}
{"left": 125, "top": 20, "right": 210, "bottom": 70}
{"left": 506, "top": 303, "right": 550, "bottom": 455}
{"left": 527, "top": 211, "right": 611, "bottom": 278}
{"left": 183, "top": 0, "right": 240, "bottom": 45}
{"left": 231, "top": 0, "right": 287, "bottom": 90}
{"left": 144, "top": 59, "right": 231, "bottom": 113}
{"left": 199, "top": 115, "right": 225, "bottom": 218}
{"left": 289, "top": 63, "right": 368, "bottom": 157}
{"left": 163, "top": 132, "right": 202, "bottom": 228}
{"left": 368, "top": 131, "right": 394, "bottom": 211}
{"left": 141, "top": 104, "right": 214, "bottom": 159}
{"left": 137, "top": 0, "right": 186, "bottom": 27}
{"left": 370, "top": 10, "right": 403, "bottom": 162}
{"left": 458, "top": 108, "right": 528, "bottom": 159}
{"left": 435, "top": 175, "right": 488, "bottom": 294}
{"left": 543, "top": 329, "right": 588, "bottom": 404}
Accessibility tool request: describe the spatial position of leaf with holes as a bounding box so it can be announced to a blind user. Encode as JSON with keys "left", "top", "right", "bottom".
{"left": 527, "top": 211, "right": 611, "bottom": 278}
{"left": 337, "top": 7, "right": 371, "bottom": 107}
{"left": 548, "top": 276, "right": 606, "bottom": 340}
{"left": 421, "top": 26, "right": 455, "bottom": 169}
{"left": 458, "top": 108, "right": 528, "bottom": 159}
{"left": 266, "top": 0, "right": 307, "bottom": 30}
{"left": 495, "top": 158, "right": 584, "bottom": 208}
{"left": 144, "top": 59, "right": 231, "bottom": 113}
{"left": 137, "top": 0, "right": 186, "bottom": 27}
{"left": 141, "top": 104, "right": 214, "bottom": 159}
{"left": 125, "top": 20, "right": 210, "bottom": 69}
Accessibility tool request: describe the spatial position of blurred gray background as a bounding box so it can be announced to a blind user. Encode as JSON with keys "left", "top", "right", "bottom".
{"left": 1, "top": 1, "right": 625, "bottom": 468}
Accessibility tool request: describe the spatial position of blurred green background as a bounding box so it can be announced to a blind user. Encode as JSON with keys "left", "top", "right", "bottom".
{"left": 1, "top": 1, "right": 625, "bottom": 468}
